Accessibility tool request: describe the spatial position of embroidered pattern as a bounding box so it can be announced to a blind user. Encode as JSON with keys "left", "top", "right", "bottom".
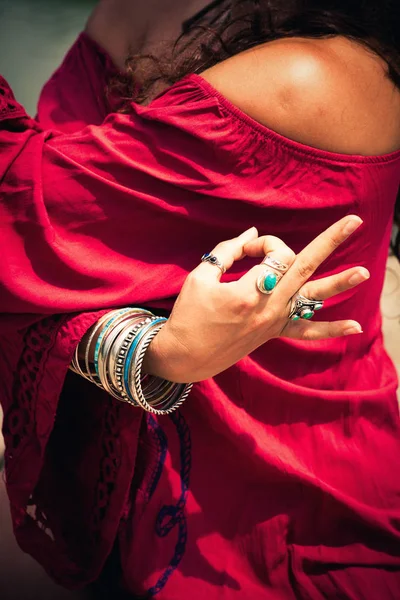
{"left": 0, "top": 75, "right": 29, "bottom": 122}
{"left": 4, "top": 316, "right": 192, "bottom": 593}
{"left": 146, "top": 410, "right": 192, "bottom": 597}
{"left": 89, "top": 396, "right": 122, "bottom": 546}
{"left": 146, "top": 414, "right": 168, "bottom": 500}
{"left": 4, "top": 316, "right": 65, "bottom": 469}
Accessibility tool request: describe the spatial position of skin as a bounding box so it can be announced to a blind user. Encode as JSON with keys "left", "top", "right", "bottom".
{"left": 82, "top": 1, "right": 400, "bottom": 383}
{"left": 86, "top": 0, "right": 211, "bottom": 64}
{"left": 202, "top": 36, "right": 400, "bottom": 155}
{"left": 145, "top": 217, "right": 368, "bottom": 383}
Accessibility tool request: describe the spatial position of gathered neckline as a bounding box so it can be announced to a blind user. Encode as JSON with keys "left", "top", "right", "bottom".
{"left": 173, "top": 73, "right": 400, "bottom": 166}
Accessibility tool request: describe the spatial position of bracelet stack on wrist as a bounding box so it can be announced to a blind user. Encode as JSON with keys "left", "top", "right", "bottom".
{"left": 70, "top": 308, "right": 192, "bottom": 414}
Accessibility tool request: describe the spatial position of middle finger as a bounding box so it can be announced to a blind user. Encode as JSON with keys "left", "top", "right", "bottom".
{"left": 300, "top": 266, "right": 370, "bottom": 301}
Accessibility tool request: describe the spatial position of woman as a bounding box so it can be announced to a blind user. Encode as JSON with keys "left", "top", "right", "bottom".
{"left": 1, "top": 1, "right": 400, "bottom": 598}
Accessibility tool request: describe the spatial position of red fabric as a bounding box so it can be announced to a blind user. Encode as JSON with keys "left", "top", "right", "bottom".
{"left": 1, "top": 33, "right": 400, "bottom": 599}
{"left": 37, "top": 32, "right": 121, "bottom": 131}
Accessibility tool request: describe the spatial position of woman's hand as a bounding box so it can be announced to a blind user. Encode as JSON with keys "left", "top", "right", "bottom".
{"left": 144, "top": 215, "right": 369, "bottom": 383}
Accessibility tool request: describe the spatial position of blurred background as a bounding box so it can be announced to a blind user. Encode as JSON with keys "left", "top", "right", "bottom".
{"left": 0, "top": 0, "right": 399, "bottom": 598}
{"left": 0, "top": 0, "right": 95, "bottom": 114}
{"left": 0, "top": 4, "right": 95, "bottom": 599}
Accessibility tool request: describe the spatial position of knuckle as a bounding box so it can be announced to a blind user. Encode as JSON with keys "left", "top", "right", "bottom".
{"left": 186, "top": 270, "right": 209, "bottom": 288}
{"left": 329, "top": 323, "right": 339, "bottom": 338}
{"left": 215, "top": 239, "right": 234, "bottom": 254}
{"left": 328, "top": 234, "right": 342, "bottom": 251}
{"left": 185, "top": 271, "right": 199, "bottom": 285}
{"left": 260, "top": 303, "right": 280, "bottom": 326}
{"left": 299, "top": 283, "right": 311, "bottom": 298}
{"left": 301, "top": 327, "right": 317, "bottom": 342}
{"left": 213, "top": 240, "right": 227, "bottom": 253}
{"left": 269, "top": 240, "right": 296, "bottom": 262}
{"left": 295, "top": 260, "right": 316, "bottom": 281}
{"left": 277, "top": 249, "right": 296, "bottom": 269}
{"left": 234, "top": 294, "right": 256, "bottom": 314}
{"left": 333, "top": 276, "right": 345, "bottom": 294}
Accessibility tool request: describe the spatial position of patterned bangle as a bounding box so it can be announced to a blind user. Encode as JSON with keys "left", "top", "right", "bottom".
{"left": 131, "top": 322, "right": 193, "bottom": 415}
{"left": 112, "top": 317, "right": 157, "bottom": 403}
{"left": 97, "top": 310, "right": 151, "bottom": 395}
{"left": 104, "top": 316, "right": 146, "bottom": 390}
{"left": 126, "top": 319, "right": 169, "bottom": 406}
{"left": 94, "top": 308, "right": 152, "bottom": 376}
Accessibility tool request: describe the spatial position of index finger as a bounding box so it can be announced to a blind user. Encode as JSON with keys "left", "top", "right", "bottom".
{"left": 277, "top": 215, "right": 363, "bottom": 298}
{"left": 194, "top": 226, "right": 258, "bottom": 280}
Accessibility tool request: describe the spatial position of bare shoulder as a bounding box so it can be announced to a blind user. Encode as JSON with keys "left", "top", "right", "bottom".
{"left": 202, "top": 37, "right": 400, "bottom": 156}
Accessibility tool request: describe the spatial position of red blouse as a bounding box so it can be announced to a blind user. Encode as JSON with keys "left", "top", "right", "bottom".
{"left": 1, "top": 33, "right": 400, "bottom": 599}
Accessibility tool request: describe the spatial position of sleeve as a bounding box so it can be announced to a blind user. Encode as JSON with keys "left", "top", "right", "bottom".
{"left": 0, "top": 73, "right": 220, "bottom": 316}
{"left": 0, "top": 75, "right": 34, "bottom": 125}
{"left": 37, "top": 32, "right": 122, "bottom": 132}
{"left": 0, "top": 73, "right": 215, "bottom": 587}
{"left": 0, "top": 73, "right": 159, "bottom": 585}
{"left": 0, "top": 69, "right": 227, "bottom": 582}
{"left": 0, "top": 309, "right": 144, "bottom": 588}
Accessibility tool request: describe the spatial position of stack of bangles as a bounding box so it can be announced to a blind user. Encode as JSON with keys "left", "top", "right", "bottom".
{"left": 70, "top": 307, "right": 193, "bottom": 415}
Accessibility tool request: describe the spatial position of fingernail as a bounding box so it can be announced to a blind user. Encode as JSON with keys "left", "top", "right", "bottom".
{"left": 344, "top": 324, "right": 363, "bottom": 336}
{"left": 239, "top": 226, "right": 257, "bottom": 239}
{"left": 342, "top": 217, "right": 363, "bottom": 237}
{"left": 348, "top": 268, "right": 370, "bottom": 286}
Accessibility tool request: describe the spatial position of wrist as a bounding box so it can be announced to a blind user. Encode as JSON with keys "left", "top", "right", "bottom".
{"left": 142, "top": 325, "right": 191, "bottom": 384}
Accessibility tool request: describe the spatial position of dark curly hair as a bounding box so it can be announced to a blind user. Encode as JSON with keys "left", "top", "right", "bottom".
{"left": 113, "top": 0, "right": 400, "bottom": 231}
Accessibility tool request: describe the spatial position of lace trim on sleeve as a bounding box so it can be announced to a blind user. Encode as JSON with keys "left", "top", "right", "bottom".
{"left": 0, "top": 75, "right": 30, "bottom": 123}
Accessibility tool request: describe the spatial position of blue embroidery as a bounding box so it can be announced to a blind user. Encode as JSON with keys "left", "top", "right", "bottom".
{"left": 146, "top": 414, "right": 168, "bottom": 500}
{"left": 144, "top": 410, "right": 192, "bottom": 598}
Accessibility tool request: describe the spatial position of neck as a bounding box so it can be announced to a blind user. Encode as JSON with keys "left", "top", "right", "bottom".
{"left": 86, "top": 0, "right": 211, "bottom": 70}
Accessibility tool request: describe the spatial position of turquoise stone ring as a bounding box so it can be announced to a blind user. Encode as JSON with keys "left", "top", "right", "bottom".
{"left": 256, "top": 268, "right": 282, "bottom": 295}
{"left": 289, "top": 293, "right": 324, "bottom": 321}
{"left": 263, "top": 271, "right": 278, "bottom": 291}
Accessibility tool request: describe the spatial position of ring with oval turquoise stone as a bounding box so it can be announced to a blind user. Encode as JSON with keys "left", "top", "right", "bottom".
{"left": 256, "top": 268, "right": 284, "bottom": 294}
{"left": 256, "top": 254, "right": 289, "bottom": 295}
{"left": 289, "top": 293, "right": 324, "bottom": 321}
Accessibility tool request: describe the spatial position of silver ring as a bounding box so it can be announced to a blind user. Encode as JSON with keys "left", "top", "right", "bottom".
{"left": 261, "top": 255, "right": 289, "bottom": 272}
{"left": 256, "top": 268, "right": 283, "bottom": 295}
{"left": 201, "top": 252, "right": 226, "bottom": 274}
{"left": 289, "top": 293, "right": 324, "bottom": 321}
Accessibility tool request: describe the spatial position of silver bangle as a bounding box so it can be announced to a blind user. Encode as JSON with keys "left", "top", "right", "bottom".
{"left": 112, "top": 317, "right": 156, "bottom": 403}
{"left": 72, "top": 341, "right": 93, "bottom": 382}
{"left": 84, "top": 311, "right": 120, "bottom": 387}
{"left": 107, "top": 314, "right": 153, "bottom": 389}
{"left": 97, "top": 310, "right": 151, "bottom": 398}
{"left": 70, "top": 306, "right": 193, "bottom": 415}
{"left": 132, "top": 322, "right": 193, "bottom": 415}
